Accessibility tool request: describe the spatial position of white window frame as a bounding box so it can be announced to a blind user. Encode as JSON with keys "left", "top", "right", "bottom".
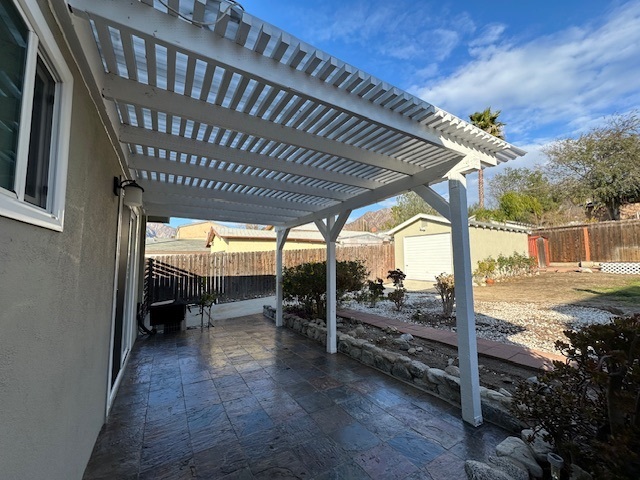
{"left": 0, "top": 0, "right": 73, "bottom": 231}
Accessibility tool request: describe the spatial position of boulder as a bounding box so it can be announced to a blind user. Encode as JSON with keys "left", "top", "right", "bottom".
{"left": 354, "top": 325, "right": 366, "bottom": 336}
{"left": 496, "top": 436, "right": 543, "bottom": 479}
{"left": 520, "top": 429, "right": 553, "bottom": 464}
{"left": 361, "top": 349, "right": 375, "bottom": 366}
{"left": 407, "top": 360, "right": 429, "bottom": 379}
{"left": 391, "top": 362, "right": 412, "bottom": 381}
{"left": 487, "top": 456, "right": 528, "bottom": 480}
{"left": 464, "top": 461, "right": 512, "bottom": 480}
{"left": 393, "top": 339, "right": 411, "bottom": 351}
{"left": 407, "top": 348, "right": 416, "bottom": 355}
{"left": 426, "top": 368, "right": 447, "bottom": 385}
{"left": 444, "top": 365, "right": 460, "bottom": 377}
{"left": 399, "top": 333, "right": 414, "bottom": 342}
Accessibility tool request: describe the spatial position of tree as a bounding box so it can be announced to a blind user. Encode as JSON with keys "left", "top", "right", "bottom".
{"left": 469, "top": 108, "right": 506, "bottom": 208}
{"left": 544, "top": 112, "right": 640, "bottom": 220}
{"left": 489, "top": 167, "right": 560, "bottom": 224}
{"left": 386, "top": 192, "right": 437, "bottom": 228}
{"left": 497, "top": 192, "right": 542, "bottom": 223}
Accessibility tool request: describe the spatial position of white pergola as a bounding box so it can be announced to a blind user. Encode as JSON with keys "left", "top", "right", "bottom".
{"left": 53, "top": 0, "right": 525, "bottom": 426}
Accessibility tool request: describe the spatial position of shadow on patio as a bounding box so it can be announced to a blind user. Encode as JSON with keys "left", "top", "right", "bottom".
{"left": 84, "top": 313, "right": 509, "bottom": 479}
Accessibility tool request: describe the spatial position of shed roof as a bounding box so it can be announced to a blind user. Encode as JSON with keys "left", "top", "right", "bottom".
{"left": 387, "top": 213, "right": 532, "bottom": 235}
{"left": 58, "top": 0, "right": 526, "bottom": 227}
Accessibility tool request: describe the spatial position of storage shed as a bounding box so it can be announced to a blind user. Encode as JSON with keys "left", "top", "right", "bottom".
{"left": 389, "top": 214, "right": 531, "bottom": 280}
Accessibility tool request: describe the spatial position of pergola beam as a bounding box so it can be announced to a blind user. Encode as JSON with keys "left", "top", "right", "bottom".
{"left": 130, "top": 154, "right": 352, "bottom": 201}
{"left": 284, "top": 156, "right": 461, "bottom": 227}
{"left": 413, "top": 185, "right": 450, "bottom": 220}
{"left": 103, "top": 74, "right": 425, "bottom": 176}
{"left": 120, "top": 126, "right": 380, "bottom": 190}
{"left": 137, "top": 180, "right": 328, "bottom": 213}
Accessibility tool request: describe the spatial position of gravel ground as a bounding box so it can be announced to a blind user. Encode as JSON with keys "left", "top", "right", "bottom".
{"left": 342, "top": 292, "right": 614, "bottom": 354}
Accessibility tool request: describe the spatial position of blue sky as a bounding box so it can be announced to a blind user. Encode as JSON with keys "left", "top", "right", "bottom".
{"left": 170, "top": 0, "right": 640, "bottom": 227}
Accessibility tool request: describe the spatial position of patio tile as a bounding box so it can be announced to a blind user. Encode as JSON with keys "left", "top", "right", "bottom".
{"left": 292, "top": 436, "right": 349, "bottom": 477}
{"left": 295, "top": 391, "right": 335, "bottom": 413}
{"left": 425, "top": 452, "right": 467, "bottom": 480}
{"left": 192, "top": 440, "right": 249, "bottom": 478}
{"left": 313, "top": 459, "right": 372, "bottom": 479}
{"left": 83, "top": 313, "right": 510, "bottom": 479}
{"left": 329, "top": 422, "right": 380, "bottom": 452}
{"left": 354, "top": 443, "right": 419, "bottom": 479}
{"left": 311, "top": 404, "right": 356, "bottom": 434}
{"left": 387, "top": 432, "right": 445, "bottom": 467}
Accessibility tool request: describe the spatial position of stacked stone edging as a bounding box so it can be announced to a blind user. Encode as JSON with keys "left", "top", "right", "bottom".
{"left": 263, "top": 306, "right": 522, "bottom": 432}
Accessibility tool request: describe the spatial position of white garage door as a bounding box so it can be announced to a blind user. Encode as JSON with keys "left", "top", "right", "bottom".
{"left": 404, "top": 233, "right": 453, "bottom": 281}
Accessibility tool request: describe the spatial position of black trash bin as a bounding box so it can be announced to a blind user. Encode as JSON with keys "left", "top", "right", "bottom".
{"left": 149, "top": 299, "right": 187, "bottom": 333}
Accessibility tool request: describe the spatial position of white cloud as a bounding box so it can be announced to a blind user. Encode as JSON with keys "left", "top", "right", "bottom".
{"left": 410, "top": 2, "right": 640, "bottom": 143}
{"left": 298, "top": 0, "right": 475, "bottom": 63}
{"left": 469, "top": 23, "right": 506, "bottom": 49}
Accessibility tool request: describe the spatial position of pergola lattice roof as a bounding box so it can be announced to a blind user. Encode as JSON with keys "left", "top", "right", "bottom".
{"left": 62, "top": 0, "right": 525, "bottom": 226}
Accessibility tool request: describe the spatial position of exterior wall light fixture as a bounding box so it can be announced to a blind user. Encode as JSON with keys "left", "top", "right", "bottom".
{"left": 113, "top": 176, "right": 144, "bottom": 208}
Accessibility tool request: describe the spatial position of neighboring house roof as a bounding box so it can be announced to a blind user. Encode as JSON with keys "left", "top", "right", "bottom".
{"left": 387, "top": 213, "right": 532, "bottom": 235}
{"left": 205, "top": 225, "right": 387, "bottom": 247}
{"left": 145, "top": 238, "right": 211, "bottom": 254}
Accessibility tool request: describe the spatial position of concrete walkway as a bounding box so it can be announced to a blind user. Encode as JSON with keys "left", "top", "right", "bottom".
{"left": 186, "top": 296, "right": 275, "bottom": 328}
{"left": 337, "top": 308, "right": 564, "bottom": 371}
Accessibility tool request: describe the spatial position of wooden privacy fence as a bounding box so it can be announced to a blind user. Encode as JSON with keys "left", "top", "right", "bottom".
{"left": 536, "top": 219, "right": 640, "bottom": 263}
{"left": 144, "top": 244, "right": 394, "bottom": 305}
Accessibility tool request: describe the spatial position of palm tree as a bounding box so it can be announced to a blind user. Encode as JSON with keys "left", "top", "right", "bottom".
{"left": 469, "top": 108, "right": 505, "bottom": 208}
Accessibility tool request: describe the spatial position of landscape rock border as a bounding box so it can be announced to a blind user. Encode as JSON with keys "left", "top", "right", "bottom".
{"left": 263, "top": 306, "right": 523, "bottom": 433}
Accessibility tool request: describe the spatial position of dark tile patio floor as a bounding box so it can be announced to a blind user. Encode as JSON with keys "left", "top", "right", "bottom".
{"left": 84, "top": 313, "right": 509, "bottom": 479}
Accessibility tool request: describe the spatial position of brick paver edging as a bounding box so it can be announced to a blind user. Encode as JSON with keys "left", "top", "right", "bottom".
{"left": 337, "top": 308, "right": 564, "bottom": 371}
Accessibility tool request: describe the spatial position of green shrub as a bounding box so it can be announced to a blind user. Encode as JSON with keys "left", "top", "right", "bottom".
{"left": 511, "top": 315, "right": 640, "bottom": 478}
{"left": 435, "top": 273, "right": 455, "bottom": 317}
{"left": 478, "top": 251, "right": 537, "bottom": 281}
{"left": 365, "top": 278, "right": 385, "bottom": 307}
{"left": 473, "top": 257, "right": 497, "bottom": 284}
{"left": 386, "top": 269, "right": 407, "bottom": 311}
{"left": 283, "top": 260, "right": 368, "bottom": 318}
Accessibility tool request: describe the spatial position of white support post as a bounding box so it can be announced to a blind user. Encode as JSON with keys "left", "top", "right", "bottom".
{"left": 448, "top": 173, "right": 483, "bottom": 427}
{"left": 275, "top": 228, "right": 290, "bottom": 327}
{"left": 315, "top": 210, "right": 351, "bottom": 354}
{"left": 326, "top": 217, "right": 337, "bottom": 353}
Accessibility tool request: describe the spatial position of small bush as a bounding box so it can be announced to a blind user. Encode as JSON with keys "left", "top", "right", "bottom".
{"left": 473, "top": 257, "right": 497, "bottom": 285}
{"left": 386, "top": 269, "right": 407, "bottom": 311}
{"left": 283, "top": 260, "right": 368, "bottom": 318}
{"left": 365, "top": 278, "right": 385, "bottom": 307}
{"left": 388, "top": 289, "right": 406, "bottom": 311}
{"left": 511, "top": 315, "right": 640, "bottom": 479}
{"left": 476, "top": 252, "right": 537, "bottom": 281}
{"left": 435, "top": 273, "right": 455, "bottom": 317}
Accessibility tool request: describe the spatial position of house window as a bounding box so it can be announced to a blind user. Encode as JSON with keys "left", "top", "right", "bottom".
{"left": 0, "top": 0, "right": 73, "bottom": 231}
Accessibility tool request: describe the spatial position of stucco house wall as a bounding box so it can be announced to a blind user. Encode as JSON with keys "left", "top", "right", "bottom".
{"left": 390, "top": 214, "right": 529, "bottom": 275}
{"left": 0, "top": 2, "right": 123, "bottom": 478}
{"left": 177, "top": 221, "right": 220, "bottom": 239}
{"left": 469, "top": 227, "right": 529, "bottom": 267}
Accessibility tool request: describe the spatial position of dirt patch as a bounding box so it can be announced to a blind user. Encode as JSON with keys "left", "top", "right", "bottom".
{"left": 336, "top": 316, "right": 538, "bottom": 394}
{"left": 472, "top": 271, "right": 640, "bottom": 314}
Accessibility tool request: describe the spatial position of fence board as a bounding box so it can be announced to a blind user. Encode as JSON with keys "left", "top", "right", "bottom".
{"left": 144, "top": 244, "right": 394, "bottom": 306}
{"left": 536, "top": 220, "right": 640, "bottom": 263}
